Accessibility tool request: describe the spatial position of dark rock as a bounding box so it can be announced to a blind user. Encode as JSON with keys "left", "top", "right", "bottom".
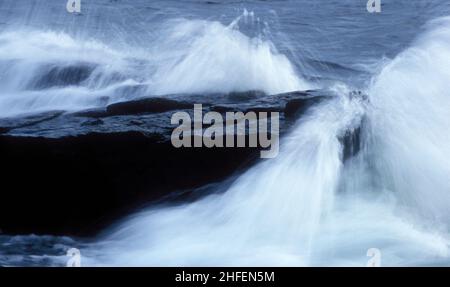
{"left": 0, "top": 90, "right": 332, "bottom": 236}
{"left": 0, "top": 111, "right": 65, "bottom": 133}
{"left": 341, "top": 127, "right": 362, "bottom": 161}
{"left": 226, "top": 90, "right": 265, "bottom": 101}
{"left": 80, "top": 119, "right": 104, "bottom": 127}
{"left": 106, "top": 97, "right": 192, "bottom": 116}
{"left": 72, "top": 109, "right": 108, "bottom": 118}
{"left": 32, "top": 63, "right": 95, "bottom": 89}
{"left": 0, "top": 131, "right": 260, "bottom": 236}
{"left": 284, "top": 93, "right": 326, "bottom": 118}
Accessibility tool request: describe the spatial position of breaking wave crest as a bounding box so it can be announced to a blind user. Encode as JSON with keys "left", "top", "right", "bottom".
{"left": 0, "top": 11, "right": 311, "bottom": 117}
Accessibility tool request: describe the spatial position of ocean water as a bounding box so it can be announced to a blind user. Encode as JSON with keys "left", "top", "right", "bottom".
{"left": 1, "top": 0, "right": 450, "bottom": 266}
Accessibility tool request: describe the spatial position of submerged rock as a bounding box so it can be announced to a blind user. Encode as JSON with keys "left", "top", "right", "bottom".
{"left": 32, "top": 63, "right": 96, "bottom": 89}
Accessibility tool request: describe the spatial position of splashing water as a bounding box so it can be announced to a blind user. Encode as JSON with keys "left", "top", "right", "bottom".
{"left": 367, "top": 17, "right": 450, "bottom": 224}
{"left": 0, "top": 11, "right": 310, "bottom": 117}
{"left": 82, "top": 89, "right": 364, "bottom": 266}
{"left": 147, "top": 14, "right": 309, "bottom": 95}
{"left": 313, "top": 17, "right": 450, "bottom": 266}
{"left": 0, "top": 30, "right": 143, "bottom": 116}
{"left": 77, "top": 17, "right": 450, "bottom": 267}
{"left": 1, "top": 8, "right": 450, "bottom": 267}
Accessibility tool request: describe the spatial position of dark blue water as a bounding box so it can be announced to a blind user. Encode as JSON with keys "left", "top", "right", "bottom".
{"left": 2, "top": 0, "right": 449, "bottom": 65}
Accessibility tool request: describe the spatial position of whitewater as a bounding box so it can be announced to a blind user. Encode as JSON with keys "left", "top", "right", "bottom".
{"left": 86, "top": 15, "right": 450, "bottom": 267}
{"left": 0, "top": 0, "right": 450, "bottom": 266}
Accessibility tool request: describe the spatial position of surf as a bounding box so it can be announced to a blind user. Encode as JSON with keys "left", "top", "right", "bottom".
{"left": 0, "top": 11, "right": 310, "bottom": 118}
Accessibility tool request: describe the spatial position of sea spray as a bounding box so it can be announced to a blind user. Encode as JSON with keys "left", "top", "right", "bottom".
{"left": 81, "top": 17, "right": 450, "bottom": 266}
{"left": 82, "top": 91, "right": 365, "bottom": 266}
{"left": 0, "top": 11, "right": 310, "bottom": 117}
{"left": 367, "top": 16, "right": 450, "bottom": 224}
{"left": 147, "top": 16, "right": 310, "bottom": 95}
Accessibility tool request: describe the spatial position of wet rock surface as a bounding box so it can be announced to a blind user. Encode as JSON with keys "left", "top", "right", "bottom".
{"left": 0, "top": 90, "right": 330, "bottom": 236}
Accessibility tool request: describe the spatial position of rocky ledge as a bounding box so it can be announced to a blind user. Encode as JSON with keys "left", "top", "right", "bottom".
{"left": 0, "top": 90, "right": 336, "bottom": 236}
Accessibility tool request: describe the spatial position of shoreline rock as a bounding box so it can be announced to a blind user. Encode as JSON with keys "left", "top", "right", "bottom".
{"left": 0, "top": 90, "right": 331, "bottom": 236}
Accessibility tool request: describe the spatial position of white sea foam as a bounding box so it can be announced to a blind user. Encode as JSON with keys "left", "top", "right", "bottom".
{"left": 79, "top": 17, "right": 450, "bottom": 267}
{"left": 0, "top": 11, "right": 310, "bottom": 117}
